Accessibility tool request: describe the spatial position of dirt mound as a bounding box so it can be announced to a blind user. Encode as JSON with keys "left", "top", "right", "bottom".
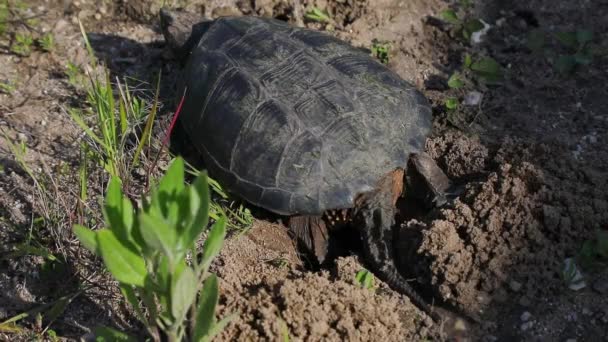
{"left": 212, "top": 222, "right": 436, "bottom": 341}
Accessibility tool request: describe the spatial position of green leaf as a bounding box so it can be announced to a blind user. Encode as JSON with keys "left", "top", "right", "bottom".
{"left": 200, "top": 216, "right": 227, "bottom": 274}
{"left": 355, "top": 269, "right": 375, "bottom": 289}
{"left": 554, "top": 55, "right": 577, "bottom": 75}
{"left": 555, "top": 31, "right": 578, "bottom": 48}
{"left": 576, "top": 29, "right": 593, "bottom": 45}
{"left": 73, "top": 224, "right": 98, "bottom": 254}
{"left": 526, "top": 29, "right": 545, "bottom": 53}
{"left": 462, "top": 19, "right": 484, "bottom": 39}
{"left": 447, "top": 73, "right": 464, "bottom": 89}
{"left": 193, "top": 275, "right": 219, "bottom": 342}
{"left": 206, "top": 313, "right": 236, "bottom": 342}
{"left": 92, "top": 326, "right": 138, "bottom": 341}
{"left": 103, "top": 177, "right": 136, "bottom": 250}
{"left": 440, "top": 9, "right": 459, "bottom": 24}
{"left": 304, "top": 7, "right": 331, "bottom": 23}
{"left": 463, "top": 54, "right": 473, "bottom": 69}
{"left": 445, "top": 97, "right": 459, "bottom": 110}
{"left": 119, "top": 284, "right": 148, "bottom": 324}
{"left": 138, "top": 211, "right": 177, "bottom": 263}
{"left": 183, "top": 171, "right": 210, "bottom": 249}
{"left": 156, "top": 157, "right": 185, "bottom": 221}
{"left": 171, "top": 267, "right": 197, "bottom": 322}
{"left": 470, "top": 57, "right": 501, "bottom": 75}
{"left": 470, "top": 57, "right": 503, "bottom": 83}
{"left": 97, "top": 229, "right": 148, "bottom": 287}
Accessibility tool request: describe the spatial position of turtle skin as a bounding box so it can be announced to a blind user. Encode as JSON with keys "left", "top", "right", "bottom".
{"left": 175, "top": 16, "right": 432, "bottom": 216}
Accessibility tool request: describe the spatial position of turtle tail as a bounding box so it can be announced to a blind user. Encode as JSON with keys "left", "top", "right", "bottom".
{"left": 355, "top": 169, "right": 441, "bottom": 322}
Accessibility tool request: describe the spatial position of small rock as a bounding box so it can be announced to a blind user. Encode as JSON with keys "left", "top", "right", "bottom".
{"left": 94, "top": 13, "right": 101, "bottom": 20}
{"left": 509, "top": 280, "right": 523, "bottom": 292}
{"left": 17, "top": 133, "right": 27, "bottom": 142}
{"left": 582, "top": 308, "right": 592, "bottom": 316}
{"left": 470, "top": 20, "right": 491, "bottom": 44}
{"left": 464, "top": 91, "right": 483, "bottom": 106}
{"left": 520, "top": 311, "right": 532, "bottom": 322}
{"left": 520, "top": 321, "right": 534, "bottom": 331}
{"left": 563, "top": 258, "right": 586, "bottom": 291}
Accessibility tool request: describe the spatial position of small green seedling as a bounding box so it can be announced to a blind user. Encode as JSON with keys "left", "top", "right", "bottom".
{"left": 0, "top": 80, "right": 15, "bottom": 94}
{"left": 371, "top": 39, "right": 390, "bottom": 65}
{"left": 447, "top": 72, "right": 464, "bottom": 89}
{"left": 355, "top": 269, "right": 375, "bottom": 289}
{"left": 465, "top": 56, "right": 503, "bottom": 84}
{"left": 440, "top": 9, "right": 484, "bottom": 42}
{"left": 578, "top": 229, "right": 608, "bottom": 269}
{"left": 38, "top": 33, "right": 55, "bottom": 52}
{"left": 74, "top": 157, "right": 232, "bottom": 342}
{"left": 553, "top": 29, "right": 595, "bottom": 75}
{"left": 65, "top": 62, "right": 84, "bottom": 88}
{"left": 445, "top": 97, "right": 459, "bottom": 110}
{"left": 11, "top": 32, "right": 34, "bottom": 56}
{"left": 304, "top": 7, "right": 331, "bottom": 23}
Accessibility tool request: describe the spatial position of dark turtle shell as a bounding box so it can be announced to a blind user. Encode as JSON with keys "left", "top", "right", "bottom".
{"left": 177, "top": 16, "right": 432, "bottom": 216}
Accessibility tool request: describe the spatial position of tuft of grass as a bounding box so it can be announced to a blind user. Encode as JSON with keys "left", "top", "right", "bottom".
{"left": 67, "top": 20, "right": 160, "bottom": 181}
{"left": 11, "top": 31, "right": 33, "bottom": 56}
{"left": 64, "top": 61, "right": 88, "bottom": 89}
{"left": 73, "top": 157, "right": 233, "bottom": 341}
{"left": 38, "top": 32, "right": 55, "bottom": 52}
{"left": 371, "top": 39, "right": 390, "bottom": 65}
{"left": 304, "top": 7, "right": 331, "bottom": 23}
{"left": 0, "top": 80, "right": 15, "bottom": 94}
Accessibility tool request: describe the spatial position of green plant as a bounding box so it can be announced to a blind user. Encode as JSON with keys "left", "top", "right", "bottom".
{"left": 74, "top": 157, "right": 232, "bottom": 341}
{"left": 38, "top": 32, "right": 55, "bottom": 52}
{"left": 578, "top": 229, "right": 608, "bottom": 269}
{"left": 440, "top": 9, "right": 484, "bottom": 41}
{"left": 371, "top": 39, "right": 390, "bottom": 65}
{"left": 447, "top": 72, "right": 464, "bottom": 89}
{"left": 304, "top": 7, "right": 331, "bottom": 23}
{"left": 0, "top": 0, "right": 8, "bottom": 36}
{"left": 68, "top": 20, "right": 159, "bottom": 180}
{"left": 355, "top": 269, "right": 375, "bottom": 289}
{"left": 11, "top": 31, "right": 33, "bottom": 56}
{"left": 0, "top": 80, "right": 14, "bottom": 94}
{"left": 65, "top": 62, "right": 85, "bottom": 88}
{"left": 445, "top": 97, "right": 459, "bottom": 110}
{"left": 468, "top": 56, "right": 503, "bottom": 84}
{"left": 553, "top": 29, "right": 594, "bottom": 75}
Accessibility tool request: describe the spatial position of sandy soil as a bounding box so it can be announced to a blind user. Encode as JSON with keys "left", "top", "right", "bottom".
{"left": 1, "top": 0, "right": 607, "bottom": 341}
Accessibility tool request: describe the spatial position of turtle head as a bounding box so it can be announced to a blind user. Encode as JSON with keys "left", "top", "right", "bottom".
{"left": 160, "top": 7, "right": 211, "bottom": 61}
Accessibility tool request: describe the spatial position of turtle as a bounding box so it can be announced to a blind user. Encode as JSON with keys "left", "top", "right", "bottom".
{"left": 160, "top": 8, "right": 456, "bottom": 320}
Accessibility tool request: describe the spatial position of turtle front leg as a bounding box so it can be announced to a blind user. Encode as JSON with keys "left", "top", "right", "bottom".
{"left": 355, "top": 169, "right": 440, "bottom": 321}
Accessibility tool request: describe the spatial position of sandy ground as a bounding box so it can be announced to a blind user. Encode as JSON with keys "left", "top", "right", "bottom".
{"left": 1, "top": 0, "right": 607, "bottom": 341}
